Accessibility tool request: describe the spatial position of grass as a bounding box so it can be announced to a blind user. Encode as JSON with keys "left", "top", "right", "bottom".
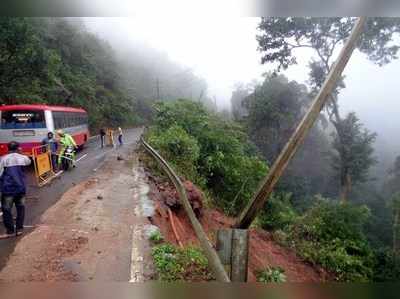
{"left": 149, "top": 230, "right": 164, "bottom": 244}
{"left": 256, "top": 266, "right": 287, "bottom": 283}
{"left": 151, "top": 243, "right": 213, "bottom": 282}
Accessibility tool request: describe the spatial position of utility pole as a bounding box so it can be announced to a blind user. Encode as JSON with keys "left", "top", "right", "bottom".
{"left": 198, "top": 89, "right": 204, "bottom": 103}
{"left": 235, "top": 17, "right": 367, "bottom": 229}
{"left": 156, "top": 78, "right": 160, "bottom": 100}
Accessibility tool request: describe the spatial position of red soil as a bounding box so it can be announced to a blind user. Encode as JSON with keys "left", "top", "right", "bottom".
{"left": 147, "top": 174, "right": 331, "bottom": 282}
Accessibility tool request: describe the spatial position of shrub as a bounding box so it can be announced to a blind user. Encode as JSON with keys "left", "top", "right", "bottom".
{"left": 258, "top": 192, "right": 298, "bottom": 231}
{"left": 198, "top": 131, "right": 268, "bottom": 215}
{"left": 288, "top": 197, "right": 374, "bottom": 281}
{"left": 372, "top": 249, "right": 400, "bottom": 282}
{"left": 147, "top": 99, "right": 268, "bottom": 215}
{"left": 147, "top": 125, "right": 202, "bottom": 184}
{"left": 149, "top": 230, "right": 164, "bottom": 244}
{"left": 151, "top": 243, "right": 212, "bottom": 282}
{"left": 256, "top": 266, "right": 287, "bottom": 283}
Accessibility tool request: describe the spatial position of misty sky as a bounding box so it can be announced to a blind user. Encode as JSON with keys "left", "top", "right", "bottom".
{"left": 84, "top": 17, "right": 400, "bottom": 153}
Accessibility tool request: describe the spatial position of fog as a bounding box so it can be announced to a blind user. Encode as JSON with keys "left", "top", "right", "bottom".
{"left": 83, "top": 17, "right": 263, "bottom": 107}
{"left": 83, "top": 17, "right": 399, "bottom": 176}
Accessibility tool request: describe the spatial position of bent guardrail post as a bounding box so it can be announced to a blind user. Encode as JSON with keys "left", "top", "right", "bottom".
{"left": 141, "top": 138, "right": 231, "bottom": 282}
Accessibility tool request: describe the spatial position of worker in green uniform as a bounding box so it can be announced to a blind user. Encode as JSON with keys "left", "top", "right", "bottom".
{"left": 56, "top": 129, "right": 78, "bottom": 167}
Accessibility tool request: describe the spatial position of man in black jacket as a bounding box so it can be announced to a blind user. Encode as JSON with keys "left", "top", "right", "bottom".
{"left": 0, "top": 141, "right": 31, "bottom": 238}
{"left": 100, "top": 128, "right": 106, "bottom": 148}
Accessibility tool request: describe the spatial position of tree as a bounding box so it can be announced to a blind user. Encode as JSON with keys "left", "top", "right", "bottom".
{"left": 244, "top": 73, "right": 332, "bottom": 204}
{"left": 256, "top": 17, "right": 398, "bottom": 201}
{"left": 391, "top": 192, "right": 400, "bottom": 254}
{"left": 0, "top": 18, "right": 54, "bottom": 101}
{"left": 230, "top": 83, "right": 251, "bottom": 120}
{"left": 149, "top": 99, "right": 268, "bottom": 215}
{"left": 331, "top": 112, "right": 377, "bottom": 201}
{"left": 246, "top": 74, "right": 308, "bottom": 161}
{"left": 384, "top": 156, "right": 400, "bottom": 195}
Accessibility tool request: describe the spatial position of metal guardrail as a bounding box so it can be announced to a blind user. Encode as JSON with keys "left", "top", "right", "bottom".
{"left": 140, "top": 137, "right": 230, "bottom": 282}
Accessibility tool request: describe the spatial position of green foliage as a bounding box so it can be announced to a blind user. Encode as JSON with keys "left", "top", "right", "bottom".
{"left": 331, "top": 112, "right": 377, "bottom": 187}
{"left": 148, "top": 125, "right": 202, "bottom": 184}
{"left": 257, "top": 17, "right": 400, "bottom": 73}
{"left": 0, "top": 17, "right": 137, "bottom": 129}
{"left": 258, "top": 193, "right": 298, "bottom": 231}
{"left": 0, "top": 18, "right": 52, "bottom": 100}
{"left": 151, "top": 243, "right": 212, "bottom": 282}
{"left": 240, "top": 73, "right": 332, "bottom": 202}
{"left": 288, "top": 197, "right": 374, "bottom": 281}
{"left": 149, "top": 230, "right": 164, "bottom": 244}
{"left": 257, "top": 18, "right": 381, "bottom": 202}
{"left": 147, "top": 99, "right": 268, "bottom": 215}
{"left": 372, "top": 249, "right": 400, "bottom": 282}
{"left": 0, "top": 18, "right": 211, "bottom": 130}
{"left": 246, "top": 74, "right": 308, "bottom": 162}
{"left": 384, "top": 156, "right": 400, "bottom": 196}
{"left": 256, "top": 266, "right": 287, "bottom": 283}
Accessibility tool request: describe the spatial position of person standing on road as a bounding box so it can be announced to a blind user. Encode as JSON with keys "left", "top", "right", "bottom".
{"left": 42, "top": 132, "right": 58, "bottom": 171}
{"left": 56, "top": 130, "right": 78, "bottom": 167}
{"left": 0, "top": 141, "right": 31, "bottom": 238}
{"left": 100, "top": 128, "right": 106, "bottom": 148}
{"left": 118, "top": 127, "right": 123, "bottom": 146}
{"left": 107, "top": 128, "right": 115, "bottom": 148}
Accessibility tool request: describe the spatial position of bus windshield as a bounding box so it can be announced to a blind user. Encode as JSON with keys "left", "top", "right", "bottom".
{"left": 1, "top": 110, "right": 46, "bottom": 129}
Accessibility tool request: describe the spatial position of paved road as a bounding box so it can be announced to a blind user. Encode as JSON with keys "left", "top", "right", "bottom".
{"left": 0, "top": 128, "right": 143, "bottom": 271}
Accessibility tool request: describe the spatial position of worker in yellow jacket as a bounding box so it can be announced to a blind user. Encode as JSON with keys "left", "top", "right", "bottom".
{"left": 56, "top": 129, "right": 78, "bottom": 166}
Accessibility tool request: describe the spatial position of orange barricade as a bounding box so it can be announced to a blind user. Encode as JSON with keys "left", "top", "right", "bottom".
{"left": 32, "top": 144, "right": 56, "bottom": 186}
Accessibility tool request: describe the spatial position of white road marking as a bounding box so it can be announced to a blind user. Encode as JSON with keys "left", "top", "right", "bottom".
{"left": 54, "top": 170, "right": 64, "bottom": 176}
{"left": 130, "top": 224, "right": 144, "bottom": 282}
{"left": 76, "top": 153, "right": 88, "bottom": 163}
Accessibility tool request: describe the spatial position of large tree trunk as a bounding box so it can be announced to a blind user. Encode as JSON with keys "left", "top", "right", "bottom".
{"left": 394, "top": 208, "right": 400, "bottom": 254}
{"left": 340, "top": 171, "right": 351, "bottom": 202}
{"left": 328, "top": 98, "right": 353, "bottom": 202}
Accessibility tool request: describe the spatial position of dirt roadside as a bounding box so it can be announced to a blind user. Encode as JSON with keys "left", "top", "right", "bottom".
{"left": 0, "top": 146, "right": 154, "bottom": 282}
{"left": 145, "top": 169, "right": 331, "bottom": 282}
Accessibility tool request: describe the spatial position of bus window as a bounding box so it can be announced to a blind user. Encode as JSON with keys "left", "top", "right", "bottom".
{"left": 53, "top": 111, "right": 87, "bottom": 129}
{"left": 53, "top": 111, "right": 66, "bottom": 129}
{"left": 1, "top": 110, "right": 46, "bottom": 129}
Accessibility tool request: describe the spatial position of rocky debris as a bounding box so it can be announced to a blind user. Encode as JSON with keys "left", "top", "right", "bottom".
{"left": 155, "top": 180, "right": 204, "bottom": 218}
{"left": 56, "top": 236, "right": 88, "bottom": 257}
{"left": 183, "top": 181, "right": 203, "bottom": 218}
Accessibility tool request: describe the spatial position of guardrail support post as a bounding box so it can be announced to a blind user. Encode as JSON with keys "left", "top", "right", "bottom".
{"left": 231, "top": 229, "right": 249, "bottom": 282}
{"left": 217, "top": 229, "right": 233, "bottom": 278}
{"left": 216, "top": 228, "right": 249, "bottom": 282}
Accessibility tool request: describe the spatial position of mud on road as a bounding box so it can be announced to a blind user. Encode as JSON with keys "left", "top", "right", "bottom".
{"left": 0, "top": 128, "right": 155, "bottom": 281}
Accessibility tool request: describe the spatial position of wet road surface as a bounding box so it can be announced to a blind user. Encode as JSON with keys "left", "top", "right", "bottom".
{"left": 0, "top": 128, "right": 142, "bottom": 271}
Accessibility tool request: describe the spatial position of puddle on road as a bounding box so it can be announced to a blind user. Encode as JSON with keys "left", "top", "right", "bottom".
{"left": 140, "top": 185, "right": 154, "bottom": 217}
{"left": 130, "top": 166, "right": 154, "bottom": 282}
{"left": 132, "top": 167, "right": 154, "bottom": 218}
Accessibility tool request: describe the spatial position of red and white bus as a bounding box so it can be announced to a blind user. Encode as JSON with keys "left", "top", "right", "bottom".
{"left": 0, "top": 104, "right": 90, "bottom": 156}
